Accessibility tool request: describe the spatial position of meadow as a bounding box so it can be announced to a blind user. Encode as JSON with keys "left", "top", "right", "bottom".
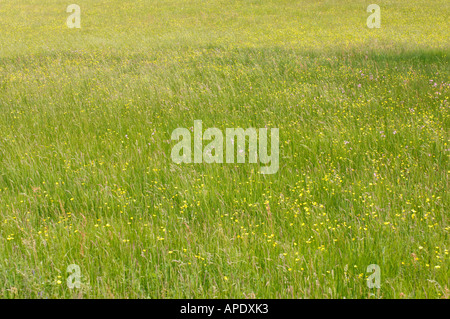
{"left": 0, "top": 0, "right": 448, "bottom": 298}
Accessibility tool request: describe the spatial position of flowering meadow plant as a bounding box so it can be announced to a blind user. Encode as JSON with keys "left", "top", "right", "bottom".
{"left": 0, "top": 0, "right": 448, "bottom": 299}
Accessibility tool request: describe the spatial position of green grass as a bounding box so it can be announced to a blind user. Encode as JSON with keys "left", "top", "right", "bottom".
{"left": 0, "top": 0, "right": 449, "bottom": 298}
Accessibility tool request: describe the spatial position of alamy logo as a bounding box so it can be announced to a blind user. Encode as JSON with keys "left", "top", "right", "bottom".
{"left": 66, "top": 264, "right": 81, "bottom": 289}
{"left": 367, "top": 264, "right": 381, "bottom": 289}
{"left": 367, "top": 4, "right": 381, "bottom": 29}
{"left": 66, "top": 4, "right": 81, "bottom": 29}
{"left": 171, "top": 120, "right": 279, "bottom": 174}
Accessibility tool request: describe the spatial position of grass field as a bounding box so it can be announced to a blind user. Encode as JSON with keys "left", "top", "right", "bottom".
{"left": 0, "top": 0, "right": 449, "bottom": 298}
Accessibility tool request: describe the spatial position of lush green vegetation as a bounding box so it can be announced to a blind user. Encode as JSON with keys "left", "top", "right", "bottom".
{"left": 0, "top": 0, "right": 448, "bottom": 298}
